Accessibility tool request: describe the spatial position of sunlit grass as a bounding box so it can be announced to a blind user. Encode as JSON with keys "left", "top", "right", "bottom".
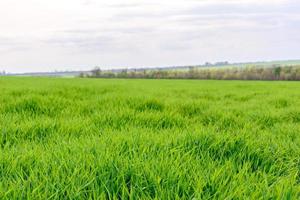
{"left": 0, "top": 77, "right": 300, "bottom": 199}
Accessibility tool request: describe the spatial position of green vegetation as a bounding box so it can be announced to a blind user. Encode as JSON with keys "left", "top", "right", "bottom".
{"left": 0, "top": 77, "right": 300, "bottom": 199}
{"left": 84, "top": 65, "right": 300, "bottom": 80}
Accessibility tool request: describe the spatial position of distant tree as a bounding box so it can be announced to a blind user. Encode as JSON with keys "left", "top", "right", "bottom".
{"left": 118, "top": 69, "right": 128, "bottom": 78}
{"left": 91, "top": 67, "right": 102, "bottom": 77}
{"left": 188, "top": 66, "right": 197, "bottom": 79}
{"left": 205, "top": 62, "right": 212, "bottom": 66}
{"left": 273, "top": 66, "right": 281, "bottom": 80}
{"left": 79, "top": 72, "right": 85, "bottom": 78}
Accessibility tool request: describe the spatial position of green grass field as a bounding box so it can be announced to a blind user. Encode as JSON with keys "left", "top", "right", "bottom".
{"left": 0, "top": 77, "right": 300, "bottom": 199}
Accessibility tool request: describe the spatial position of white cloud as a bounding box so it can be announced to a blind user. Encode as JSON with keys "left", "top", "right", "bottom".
{"left": 0, "top": 0, "right": 298, "bottom": 72}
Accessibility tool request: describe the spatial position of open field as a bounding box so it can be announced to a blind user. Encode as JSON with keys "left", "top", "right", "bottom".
{"left": 0, "top": 77, "right": 300, "bottom": 199}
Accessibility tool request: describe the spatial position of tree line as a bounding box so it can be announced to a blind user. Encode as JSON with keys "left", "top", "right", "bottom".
{"left": 79, "top": 65, "right": 300, "bottom": 81}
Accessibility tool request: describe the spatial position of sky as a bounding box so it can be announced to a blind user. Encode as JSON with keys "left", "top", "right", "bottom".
{"left": 0, "top": 0, "right": 299, "bottom": 73}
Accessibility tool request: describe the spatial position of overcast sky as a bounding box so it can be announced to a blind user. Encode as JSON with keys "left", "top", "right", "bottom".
{"left": 0, "top": 0, "right": 299, "bottom": 73}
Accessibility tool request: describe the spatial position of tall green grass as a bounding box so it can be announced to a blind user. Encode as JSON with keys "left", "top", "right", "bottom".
{"left": 0, "top": 77, "right": 300, "bottom": 199}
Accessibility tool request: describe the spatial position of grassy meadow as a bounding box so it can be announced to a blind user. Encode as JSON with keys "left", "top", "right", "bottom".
{"left": 0, "top": 77, "right": 300, "bottom": 199}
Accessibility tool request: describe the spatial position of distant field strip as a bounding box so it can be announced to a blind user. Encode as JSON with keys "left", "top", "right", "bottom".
{"left": 0, "top": 77, "right": 300, "bottom": 199}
